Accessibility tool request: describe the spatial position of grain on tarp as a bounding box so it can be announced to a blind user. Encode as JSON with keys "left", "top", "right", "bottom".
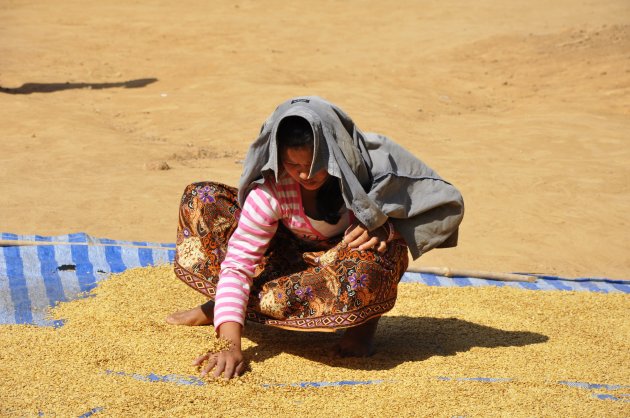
{"left": 0, "top": 265, "right": 628, "bottom": 417}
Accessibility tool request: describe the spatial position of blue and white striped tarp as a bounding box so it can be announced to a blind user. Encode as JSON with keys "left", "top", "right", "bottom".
{"left": 400, "top": 271, "right": 630, "bottom": 293}
{"left": 1, "top": 232, "right": 628, "bottom": 326}
{"left": 0, "top": 231, "right": 176, "bottom": 249}
{"left": 1, "top": 233, "right": 175, "bottom": 326}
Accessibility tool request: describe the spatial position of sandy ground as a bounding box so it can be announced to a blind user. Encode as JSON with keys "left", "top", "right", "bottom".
{"left": 1, "top": 0, "right": 629, "bottom": 279}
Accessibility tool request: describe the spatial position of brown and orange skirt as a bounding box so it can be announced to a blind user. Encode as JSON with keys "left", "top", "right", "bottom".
{"left": 173, "top": 182, "right": 408, "bottom": 332}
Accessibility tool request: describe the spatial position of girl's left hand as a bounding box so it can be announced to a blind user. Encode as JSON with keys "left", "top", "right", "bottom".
{"left": 343, "top": 222, "right": 389, "bottom": 253}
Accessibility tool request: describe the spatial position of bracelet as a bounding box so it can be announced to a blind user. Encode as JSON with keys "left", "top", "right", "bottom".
{"left": 380, "top": 221, "right": 395, "bottom": 242}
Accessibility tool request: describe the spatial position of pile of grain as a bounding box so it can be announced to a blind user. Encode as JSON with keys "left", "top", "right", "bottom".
{"left": 0, "top": 265, "right": 628, "bottom": 416}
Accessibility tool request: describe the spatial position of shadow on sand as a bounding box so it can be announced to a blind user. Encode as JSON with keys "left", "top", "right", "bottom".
{"left": 242, "top": 315, "right": 549, "bottom": 371}
{"left": 0, "top": 78, "right": 157, "bottom": 94}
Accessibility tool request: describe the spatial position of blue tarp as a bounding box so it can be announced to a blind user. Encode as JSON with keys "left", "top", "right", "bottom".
{"left": 0, "top": 233, "right": 175, "bottom": 325}
{"left": 1, "top": 232, "right": 628, "bottom": 326}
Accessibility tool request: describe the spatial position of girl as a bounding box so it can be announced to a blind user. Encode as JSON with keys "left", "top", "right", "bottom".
{"left": 167, "top": 97, "right": 464, "bottom": 379}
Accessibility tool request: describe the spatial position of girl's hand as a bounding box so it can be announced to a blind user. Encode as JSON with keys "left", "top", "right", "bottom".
{"left": 193, "top": 347, "right": 246, "bottom": 380}
{"left": 193, "top": 321, "right": 245, "bottom": 380}
{"left": 343, "top": 222, "right": 390, "bottom": 253}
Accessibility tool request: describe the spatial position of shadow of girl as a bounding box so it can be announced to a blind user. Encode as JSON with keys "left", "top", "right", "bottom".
{"left": 241, "top": 315, "right": 549, "bottom": 371}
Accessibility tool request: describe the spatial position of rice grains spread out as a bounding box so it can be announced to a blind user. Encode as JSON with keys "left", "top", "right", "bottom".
{"left": 0, "top": 264, "right": 628, "bottom": 417}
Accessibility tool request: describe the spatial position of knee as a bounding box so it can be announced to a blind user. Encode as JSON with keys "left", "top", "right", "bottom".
{"left": 340, "top": 244, "right": 405, "bottom": 275}
{"left": 180, "top": 182, "right": 211, "bottom": 201}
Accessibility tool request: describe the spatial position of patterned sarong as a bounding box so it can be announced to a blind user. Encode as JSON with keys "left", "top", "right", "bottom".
{"left": 173, "top": 182, "right": 409, "bottom": 331}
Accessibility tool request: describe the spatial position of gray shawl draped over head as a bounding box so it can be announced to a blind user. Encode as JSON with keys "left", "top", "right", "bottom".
{"left": 238, "top": 96, "right": 464, "bottom": 260}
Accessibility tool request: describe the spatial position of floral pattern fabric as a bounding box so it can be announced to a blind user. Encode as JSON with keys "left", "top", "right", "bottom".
{"left": 174, "top": 181, "right": 409, "bottom": 331}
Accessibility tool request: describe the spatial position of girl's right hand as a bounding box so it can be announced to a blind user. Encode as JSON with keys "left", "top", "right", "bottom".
{"left": 194, "top": 321, "right": 246, "bottom": 380}
{"left": 194, "top": 347, "right": 246, "bottom": 380}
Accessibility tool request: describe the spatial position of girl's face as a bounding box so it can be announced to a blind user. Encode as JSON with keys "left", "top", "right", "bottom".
{"left": 280, "top": 145, "right": 330, "bottom": 191}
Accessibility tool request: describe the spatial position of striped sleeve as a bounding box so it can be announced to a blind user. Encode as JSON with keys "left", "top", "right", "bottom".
{"left": 213, "top": 183, "right": 281, "bottom": 332}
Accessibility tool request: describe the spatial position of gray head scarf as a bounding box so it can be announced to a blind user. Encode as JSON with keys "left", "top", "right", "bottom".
{"left": 238, "top": 96, "right": 464, "bottom": 259}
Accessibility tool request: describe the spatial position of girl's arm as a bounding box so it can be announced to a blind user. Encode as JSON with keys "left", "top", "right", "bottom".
{"left": 194, "top": 184, "right": 281, "bottom": 380}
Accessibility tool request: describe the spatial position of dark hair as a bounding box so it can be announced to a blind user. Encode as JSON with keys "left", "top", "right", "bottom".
{"left": 277, "top": 116, "right": 344, "bottom": 225}
{"left": 277, "top": 116, "right": 314, "bottom": 148}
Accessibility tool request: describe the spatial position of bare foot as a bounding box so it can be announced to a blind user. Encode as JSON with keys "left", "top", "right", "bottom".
{"left": 332, "top": 316, "right": 380, "bottom": 358}
{"left": 166, "top": 300, "right": 214, "bottom": 326}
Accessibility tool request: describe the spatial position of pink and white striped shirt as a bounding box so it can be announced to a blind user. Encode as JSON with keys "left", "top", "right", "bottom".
{"left": 213, "top": 173, "right": 350, "bottom": 331}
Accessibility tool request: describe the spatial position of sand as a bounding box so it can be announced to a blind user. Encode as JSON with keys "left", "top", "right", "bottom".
{"left": 0, "top": 265, "right": 628, "bottom": 417}
{"left": 1, "top": 0, "right": 629, "bottom": 279}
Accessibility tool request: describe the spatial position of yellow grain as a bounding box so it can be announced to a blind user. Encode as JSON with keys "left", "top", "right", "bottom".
{"left": 0, "top": 264, "right": 628, "bottom": 417}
